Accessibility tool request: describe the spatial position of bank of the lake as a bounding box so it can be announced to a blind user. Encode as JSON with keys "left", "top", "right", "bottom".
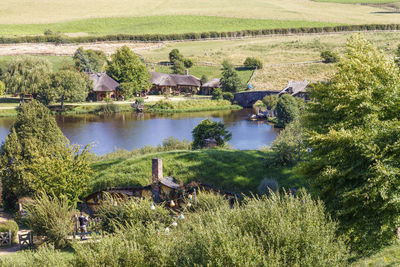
{"left": 0, "top": 99, "right": 240, "bottom": 117}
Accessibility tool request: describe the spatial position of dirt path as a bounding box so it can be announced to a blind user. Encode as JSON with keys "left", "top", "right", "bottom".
{"left": 0, "top": 42, "right": 165, "bottom": 56}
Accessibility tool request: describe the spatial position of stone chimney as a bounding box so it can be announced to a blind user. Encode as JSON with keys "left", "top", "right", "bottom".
{"left": 185, "top": 69, "right": 189, "bottom": 75}
{"left": 151, "top": 158, "right": 162, "bottom": 202}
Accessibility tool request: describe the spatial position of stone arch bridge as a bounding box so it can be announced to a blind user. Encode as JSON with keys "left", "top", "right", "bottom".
{"left": 234, "top": 91, "right": 279, "bottom": 108}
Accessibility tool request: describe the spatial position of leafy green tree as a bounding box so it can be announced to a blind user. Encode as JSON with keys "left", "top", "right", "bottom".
{"left": 303, "top": 34, "right": 400, "bottom": 253}
{"left": 243, "top": 57, "right": 263, "bottom": 69}
{"left": 262, "top": 94, "right": 279, "bottom": 111}
{"left": 200, "top": 75, "right": 208, "bottom": 84}
{"left": 0, "top": 101, "right": 92, "bottom": 209}
{"left": 51, "top": 70, "right": 91, "bottom": 110}
{"left": 276, "top": 94, "right": 299, "bottom": 128}
{"left": 211, "top": 88, "right": 223, "bottom": 100}
{"left": 192, "top": 119, "right": 232, "bottom": 149}
{"left": 106, "top": 46, "right": 151, "bottom": 98}
{"left": 172, "top": 60, "right": 185, "bottom": 74}
{"left": 271, "top": 119, "right": 305, "bottom": 166}
{"left": 220, "top": 60, "right": 243, "bottom": 93}
{"left": 222, "top": 92, "right": 234, "bottom": 103}
{"left": 73, "top": 47, "right": 107, "bottom": 72}
{"left": 169, "top": 49, "right": 183, "bottom": 63}
{"left": 2, "top": 57, "right": 51, "bottom": 97}
{"left": 320, "top": 50, "right": 339, "bottom": 63}
{"left": 183, "top": 58, "right": 193, "bottom": 68}
{"left": 0, "top": 81, "right": 5, "bottom": 97}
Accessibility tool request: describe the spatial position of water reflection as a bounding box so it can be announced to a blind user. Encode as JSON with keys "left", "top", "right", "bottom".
{"left": 0, "top": 109, "right": 279, "bottom": 155}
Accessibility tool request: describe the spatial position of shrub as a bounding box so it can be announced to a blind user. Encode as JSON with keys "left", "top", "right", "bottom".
{"left": 243, "top": 57, "right": 263, "bottom": 69}
{"left": 262, "top": 94, "right": 279, "bottom": 111}
{"left": 183, "top": 58, "right": 193, "bottom": 68}
{"left": 97, "top": 101, "right": 120, "bottom": 114}
{"left": 200, "top": 75, "right": 208, "bottom": 84}
{"left": 24, "top": 192, "right": 76, "bottom": 248}
{"left": 211, "top": 88, "right": 223, "bottom": 100}
{"left": 257, "top": 178, "right": 279, "bottom": 195}
{"left": 151, "top": 100, "right": 174, "bottom": 110}
{"left": 276, "top": 94, "right": 299, "bottom": 128}
{"left": 73, "top": 192, "right": 348, "bottom": 266}
{"left": 161, "top": 136, "right": 192, "bottom": 150}
{"left": 0, "top": 221, "right": 19, "bottom": 244}
{"left": 320, "top": 50, "right": 339, "bottom": 63}
{"left": 94, "top": 195, "right": 172, "bottom": 233}
{"left": 222, "top": 92, "right": 234, "bottom": 103}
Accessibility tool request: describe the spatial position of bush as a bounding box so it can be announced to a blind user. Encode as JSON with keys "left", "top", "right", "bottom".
{"left": 183, "top": 58, "right": 193, "bottom": 68}
{"left": 192, "top": 119, "right": 232, "bottom": 149}
{"left": 0, "top": 221, "right": 19, "bottom": 244}
{"left": 97, "top": 101, "right": 120, "bottom": 114}
{"left": 73, "top": 192, "right": 348, "bottom": 266}
{"left": 257, "top": 178, "right": 279, "bottom": 195}
{"left": 161, "top": 136, "right": 192, "bottom": 150}
{"left": 24, "top": 192, "right": 76, "bottom": 248}
{"left": 211, "top": 88, "right": 223, "bottom": 100}
{"left": 94, "top": 196, "right": 172, "bottom": 233}
{"left": 222, "top": 92, "right": 234, "bottom": 103}
{"left": 276, "top": 94, "right": 299, "bottom": 128}
{"left": 151, "top": 100, "right": 174, "bottom": 110}
{"left": 321, "top": 50, "right": 339, "bottom": 63}
{"left": 243, "top": 57, "right": 263, "bottom": 69}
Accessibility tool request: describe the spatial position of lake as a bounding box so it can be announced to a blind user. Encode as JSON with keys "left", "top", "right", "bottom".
{"left": 0, "top": 109, "right": 279, "bottom": 155}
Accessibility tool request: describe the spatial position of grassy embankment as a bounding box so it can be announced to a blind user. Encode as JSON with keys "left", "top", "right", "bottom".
{"left": 144, "top": 99, "right": 241, "bottom": 113}
{"left": 89, "top": 149, "right": 305, "bottom": 195}
{"left": 351, "top": 243, "right": 400, "bottom": 266}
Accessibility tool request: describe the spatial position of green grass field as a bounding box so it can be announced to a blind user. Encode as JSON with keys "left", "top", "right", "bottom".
{"left": 0, "top": 16, "right": 340, "bottom": 37}
{"left": 89, "top": 149, "right": 305, "bottom": 195}
{"left": 351, "top": 243, "right": 400, "bottom": 266}
{"left": 0, "top": 55, "right": 72, "bottom": 72}
{"left": 0, "top": 0, "right": 399, "bottom": 35}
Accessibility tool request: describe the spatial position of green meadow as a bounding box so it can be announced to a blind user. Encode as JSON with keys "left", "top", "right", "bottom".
{"left": 89, "top": 149, "right": 304, "bottom": 195}
{"left": 0, "top": 16, "right": 340, "bottom": 37}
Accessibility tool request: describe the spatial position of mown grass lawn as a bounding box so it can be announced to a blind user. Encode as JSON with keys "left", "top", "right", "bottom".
{"left": 89, "top": 149, "right": 305, "bottom": 195}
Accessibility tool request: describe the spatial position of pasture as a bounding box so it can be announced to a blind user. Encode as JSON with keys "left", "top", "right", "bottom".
{"left": 0, "top": 0, "right": 399, "bottom": 36}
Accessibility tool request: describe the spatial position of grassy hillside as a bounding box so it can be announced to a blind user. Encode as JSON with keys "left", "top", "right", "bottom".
{"left": 0, "top": 16, "right": 339, "bottom": 37}
{"left": 0, "top": 0, "right": 399, "bottom": 29}
{"left": 351, "top": 244, "right": 400, "bottom": 266}
{"left": 89, "top": 149, "right": 305, "bottom": 195}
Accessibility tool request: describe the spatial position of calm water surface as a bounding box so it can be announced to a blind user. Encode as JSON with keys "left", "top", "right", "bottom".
{"left": 0, "top": 109, "right": 278, "bottom": 155}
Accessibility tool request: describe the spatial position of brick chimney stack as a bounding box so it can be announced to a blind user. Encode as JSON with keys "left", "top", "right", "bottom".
{"left": 185, "top": 69, "right": 189, "bottom": 76}
{"left": 152, "top": 158, "right": 162, "bottom": 202}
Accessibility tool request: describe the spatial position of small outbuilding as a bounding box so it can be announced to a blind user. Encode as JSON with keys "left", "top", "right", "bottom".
{"left": 200, "top": 78, "right": 221, "bottom": 95}
{"left": 88, "top": 72, "right": 120, "bottom": 101}
{"left": 278, "top": 80, "right": 309, "bottom": 100}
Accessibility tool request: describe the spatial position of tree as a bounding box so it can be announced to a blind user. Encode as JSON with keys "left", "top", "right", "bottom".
{"left": 320, "top": 50, "right": 339, "bottom": 63}
{"left": 51, "top": 70, "right": 91, "bottom": 110}
{"left": 271, "top": 119, "right": 305, "bottom": 166}
{"left": 0, "top": 81, "right": 5, "bottom": 97}
{"left": 0, "top": 101, "right": 92, "bottom": 209}
{"left": 303, "top": 34, "right": 400, "bottom": 253}
{"left": 262, "top": 94, "right": 279, "bottom": 111}
{"left": 222, "top": 92, "right": 234, "bottom": 103}
{"left": 192, "top": 119, "right": 232, "bottom": 149}
{"left": 211, "top": 88, "right": 223, "bottom": 100}
{"left": 243, "top": 57, "right": 263, "bottom": 69}
{"left": 2, "top": 57, "right": 51, "bottom": 97}
{"left": 183, "top": 58, "right": 193, "bottom": 68}
{"left": 275, "top": 94, "right": 299, "bottom": 128}
{"left": 169, "top": 49, "right": 183, "bottom": 63}
{"left": 73, "top": 47, "right": 107, "bottom": 72}
{"left": 172, "top": 60, "right": 185, "bottom": 74}
{"left": 201, "top": 75, "right": 208, "bottom": 84}
{"left": 106, "top": 46, "right": 151, "bottom": 98}
{"left": 220, "top": 60, "right": 243, "bottom": 93}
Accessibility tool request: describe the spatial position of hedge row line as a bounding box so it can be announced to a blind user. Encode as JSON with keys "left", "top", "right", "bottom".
{"left": 0, "top": 24, "right": 399, "bottom": 44}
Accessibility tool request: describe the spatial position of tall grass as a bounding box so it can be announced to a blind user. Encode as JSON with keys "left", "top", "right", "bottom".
{"left": 72, "top": 191, "right": 348, "bottom": 266}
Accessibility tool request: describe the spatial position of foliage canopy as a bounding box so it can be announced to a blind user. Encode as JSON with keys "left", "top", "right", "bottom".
{"left": 192, "top": 119, "right": 232, "bottom": 149}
